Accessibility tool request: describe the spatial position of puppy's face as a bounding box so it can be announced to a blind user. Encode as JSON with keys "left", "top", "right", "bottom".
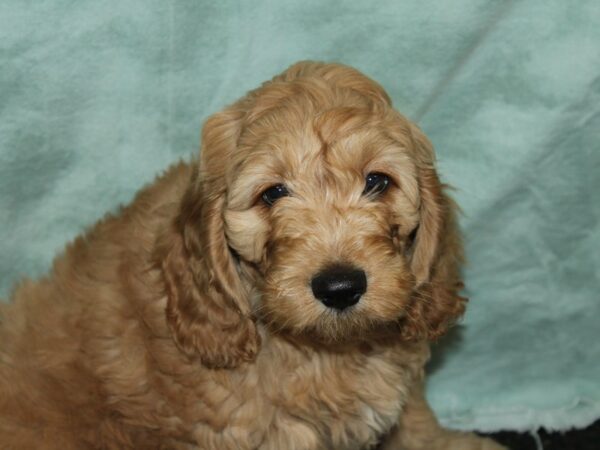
{"left": 165, "top": 63, "right": 461, "bottom": 366}
{"left": 223, "top": 93, "right": 423, "bottom": 342}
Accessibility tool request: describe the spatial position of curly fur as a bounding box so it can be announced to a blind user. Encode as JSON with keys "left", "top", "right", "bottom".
{"left": 0, "top": 62, "right": 504, "bottom": 450}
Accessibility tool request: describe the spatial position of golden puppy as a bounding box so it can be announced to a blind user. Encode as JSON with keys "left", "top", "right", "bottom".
{"left": 0, "top": 62, "right": 505, "bottom": 449}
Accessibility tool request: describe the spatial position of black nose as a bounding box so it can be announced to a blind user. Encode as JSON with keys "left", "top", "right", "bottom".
{"left": 311, "top": 266, "right": 367, "bottom": 310}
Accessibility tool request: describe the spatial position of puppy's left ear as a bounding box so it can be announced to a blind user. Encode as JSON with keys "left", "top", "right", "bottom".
{"left": 158, "top": 107, "right": 260, "bottom": 369}
{"left": 401, "top": 123, "right": 467, "bottom": 341}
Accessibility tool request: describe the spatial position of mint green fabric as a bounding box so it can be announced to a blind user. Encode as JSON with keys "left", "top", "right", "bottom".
{"left": 1, "top": 0, "right": 598, "bottom": 433}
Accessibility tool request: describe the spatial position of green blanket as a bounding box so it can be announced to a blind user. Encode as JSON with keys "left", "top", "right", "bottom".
{"left": 1, "top": 0, "right": 598, "bottom": 433}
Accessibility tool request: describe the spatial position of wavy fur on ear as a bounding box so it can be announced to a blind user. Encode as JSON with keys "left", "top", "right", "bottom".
{"left": 158, "top": 108, "right": 260, "bottom": 369}
{"left": 401, "top": 123, "right": 467, "bottom": 340}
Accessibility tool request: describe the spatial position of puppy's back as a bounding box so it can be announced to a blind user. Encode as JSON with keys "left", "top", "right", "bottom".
{"left": 0, "top": 161, "right": 192, "bottom": 449}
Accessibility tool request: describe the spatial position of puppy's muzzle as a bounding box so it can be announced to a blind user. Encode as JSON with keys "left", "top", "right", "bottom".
{"left": 311, "top": 266, "right": 367, "bottom": 311}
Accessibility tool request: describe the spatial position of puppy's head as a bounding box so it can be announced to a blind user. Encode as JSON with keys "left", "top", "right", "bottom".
{"left": 162, "top": 62, "right": 466, "bottom": 368}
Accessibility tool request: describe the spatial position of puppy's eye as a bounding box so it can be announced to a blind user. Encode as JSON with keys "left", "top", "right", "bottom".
{"left": 363, "top": 172, "right": 391, "bottom": 197}
{"left": 261, "top": 184, "right": 289, "bottom": 206}
{"left": 406, "top": 225, "right": 418, "bottom": 248}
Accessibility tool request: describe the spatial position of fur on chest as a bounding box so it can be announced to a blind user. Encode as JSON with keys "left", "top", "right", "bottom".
{"left": 184, "top": 337, "right": 427, "bottom": 450}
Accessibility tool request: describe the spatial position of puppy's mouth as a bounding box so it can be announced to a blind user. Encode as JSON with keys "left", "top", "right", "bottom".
{"left": 256, "top": 254, "right": 412, "bottom": 343}
{"left": 300, "top": 309, "right": 405, "bottom": 346}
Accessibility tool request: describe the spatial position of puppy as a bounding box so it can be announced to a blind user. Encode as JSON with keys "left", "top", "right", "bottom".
{"left": 0, "top": 61, "right": 505, "bottom": 449}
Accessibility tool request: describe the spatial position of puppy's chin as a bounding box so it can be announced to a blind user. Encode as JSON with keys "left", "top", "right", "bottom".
{"left": 306, "top": 316, "right": 405, "bottom": 346}
{"left": 257, "top": 298, "right": 407, "bottom": 346}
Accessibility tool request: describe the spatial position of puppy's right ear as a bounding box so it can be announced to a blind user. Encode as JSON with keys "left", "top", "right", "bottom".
{"left": 400, "top": 123, "right": 467, "bottom": 341}
{"left": 157, "top": 107, "right": 260, "bottom": 369}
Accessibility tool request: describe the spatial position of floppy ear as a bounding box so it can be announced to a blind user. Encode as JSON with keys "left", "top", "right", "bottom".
{"left": 158, "top": 107, "right": 260, "bottom": 369}
{"left": 401, "top": 123, "right": 467, "bottom": 340}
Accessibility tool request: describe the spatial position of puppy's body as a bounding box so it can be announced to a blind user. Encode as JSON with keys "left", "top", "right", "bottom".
{"left": 0, "top": 62, "right": 504, "bottom": 449}
{"left": 1, "top": 164, "right": 419, "bottom": 449}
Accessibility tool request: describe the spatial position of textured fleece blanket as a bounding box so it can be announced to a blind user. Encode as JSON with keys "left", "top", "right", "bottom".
{"left": 1, "top": 0, "right": 598, "bottom": 433}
